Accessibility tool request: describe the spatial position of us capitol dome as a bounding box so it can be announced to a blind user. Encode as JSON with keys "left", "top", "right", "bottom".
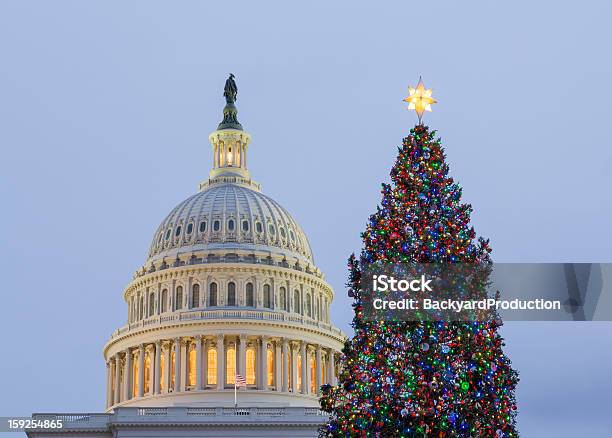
{"left": 101, "top": 75, "right": 346, "bottom": 418}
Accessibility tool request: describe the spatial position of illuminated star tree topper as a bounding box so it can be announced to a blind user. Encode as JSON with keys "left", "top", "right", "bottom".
{"left": 403, "top": 76, "right": 437, "bottom": 123}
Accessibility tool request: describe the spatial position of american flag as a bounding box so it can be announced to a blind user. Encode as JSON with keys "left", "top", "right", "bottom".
{"left": 235, "top": 374, "right": 247, "bottom": 388}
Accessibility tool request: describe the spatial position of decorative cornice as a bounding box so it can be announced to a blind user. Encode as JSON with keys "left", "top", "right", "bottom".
{"left": 104, "top": 319, "right": 345, "bottom": 360}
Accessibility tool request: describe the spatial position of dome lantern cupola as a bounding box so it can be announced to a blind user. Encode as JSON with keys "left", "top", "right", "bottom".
{"left": 207, "top": 74, "right": 252, "bottom": 182}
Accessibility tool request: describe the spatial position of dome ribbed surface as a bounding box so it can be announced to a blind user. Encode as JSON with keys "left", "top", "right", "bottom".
{"left": 148, "top": 183, "right": 313, "bottom": 263}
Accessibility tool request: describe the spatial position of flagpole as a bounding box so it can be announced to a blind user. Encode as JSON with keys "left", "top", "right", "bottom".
{"left": 234, "top": 379, "right": 237, "bottom": 408}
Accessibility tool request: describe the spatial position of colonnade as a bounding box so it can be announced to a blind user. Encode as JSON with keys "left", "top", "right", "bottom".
{"left": 128, "top": 280, "right": 332, "bottom": 325}
{"left": 106, "top": 335, "right": 338, "bottom": 408}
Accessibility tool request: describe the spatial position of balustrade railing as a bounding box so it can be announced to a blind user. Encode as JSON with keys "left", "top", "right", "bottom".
{"left": 186, "top": 407, "right": 217, "bottom": 416}
{"left": 110, "top": 308, "right": 345, "bottom": 340}
{"left": 31, "top": 406, "right": 327, "bottom": 429}
{"left": 138, "top": 252, "right": 322, "bottom": 279}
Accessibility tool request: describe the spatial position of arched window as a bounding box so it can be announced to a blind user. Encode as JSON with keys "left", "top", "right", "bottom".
{"left": 144, "top": 352, "right": 151, "bottom": 394}
{"left": 186, "top": 223, "right": 193, "bottom": 234}
{"left": 293, "top": 290, "right": 301, "bottom": 314}
{"left": 188, "top": 345, "right": 196, "bottom": 386}
{"left": 175, "top": 225, "right": 182, "bottom": 236}
{"left": 149, "top": 292, "right": 155, "bottom": 316}
{"left": 227, "top": 282, "right": 236, "bottom": 306}
{"left": 199, "top": 221, "right": 207, "bottom": 233}
{"left": 255, "top": 222, "right": 263, "bottom": 233}
{"left": 228, "top": 219, "right": 235, "bottom": 231}
{"left": 226, "top": 346, "right": 236, "bottom": 385}
{"left": 209, "top": 282, "right": 218, "bottom": 307}
{"left": 161, "top": 289, "right": 168, "bottom": 313}
{"left": 263, "top": 284, "right": 271, "bottom": 308}
{"left": 133, "top": 354, "right": 139, "bottom": 397}
{"left": 280, "top": 287, "right": 287, "bottom": 311}
{"left": 160, "top": 350, "right": 165, "bottom": 391}
{"left": 267, "top": 347, "right": 274, "bottom": 387}
{"left": 175, "top": 286, "right": 183, "bottom": 311}
{"left": 246, "top": 347, "right": 256, "bottom": 385}
{"left": 207, "top": 347, "right": 217, "bottom": 385}
{"left": 246, "top": 282, "right": 254, "bottom": 307}
{"left": 191, "top": 284, "right": 200, "bottom": 308}
{"left": 213, "top": 220, "right": 220, "bottom": 232}
{"left": 242, "top": 220, "right": 249, "bottom": 232}
{"left": 310, "top": 355, "right": 316, "bottom": 394}
{"left": 305, "top": 293, "right": 312, "bottom": 317}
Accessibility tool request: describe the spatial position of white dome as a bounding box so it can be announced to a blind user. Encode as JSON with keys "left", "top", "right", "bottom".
{"left": 147, "top": 181, "right": 314, "bottom": 264}
{"left": 103, "top": 80, "right": 344, "bottom": 413}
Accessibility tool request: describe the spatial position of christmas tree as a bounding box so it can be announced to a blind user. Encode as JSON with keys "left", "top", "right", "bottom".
{"left": 320, "top": 80, "right": 519, "bottom": 437}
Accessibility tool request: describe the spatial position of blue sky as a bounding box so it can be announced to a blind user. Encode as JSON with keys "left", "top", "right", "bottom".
{"left": 0, "top": 1, "right": 611, "bottom": 435}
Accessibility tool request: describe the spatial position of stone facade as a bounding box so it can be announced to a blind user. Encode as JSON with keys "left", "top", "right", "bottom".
{"left": 29, "top": 407, "right": 328, "bottom": 437}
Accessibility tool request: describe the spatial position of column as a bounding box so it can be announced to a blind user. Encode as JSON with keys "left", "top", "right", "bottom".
{"left": 123, "top": 349, "right": 132, "bottom": 401}
{"left": 180, "top": 341, "right": 187, "bottom": 391}
{"left": 274, "top": 341, "right": 282, "bottom": 391}
{"left": 174, "top": 338, "right": 181, "bottom": 392}
{"left": 328, "top": 348, "right": 336, "bottom": 385}
{"left": 163, "top": 343, "right": 170, "bottom": 393}
{"left": 154, "top": 341, "right": 161, "bottom": 394}
{"left": 315, "top": 345, "right": 323, "bottom": 395}
{"left": 202, "top": 338, "right": 209, "bottom": 388}
{"left": 300, "top": 342, "right": 308, "bottom": 394}
{"left": 290, "top": 343, "right": 297, "bottom": 393}
{"left": 105, "top": 361, "right": 111, "bottom": 408}
{"left": 137, "top": 344, "right": 145, "bottom": 397}
{"left": 114, "top": 354, "right": 121, "bottom": 405}
{"left": 281, "top": 339, "right": 289, "bottom": 392}
{"left": 255, "top": 336, "right": 261, "bottom": 382}
{"left": 148, "top": 346, "right": 155, "bottom": 395}
{"left": 260, "top": 336, "right": 268, "bottom": 390}
{"left": 217, "top": 334, "right": 225, "bottom": 390}
{"left": 195, "top": 335, "right": 203, "bottom": 390}
{"left": 238, "top": 334, "right": 247, "bottom": 381}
